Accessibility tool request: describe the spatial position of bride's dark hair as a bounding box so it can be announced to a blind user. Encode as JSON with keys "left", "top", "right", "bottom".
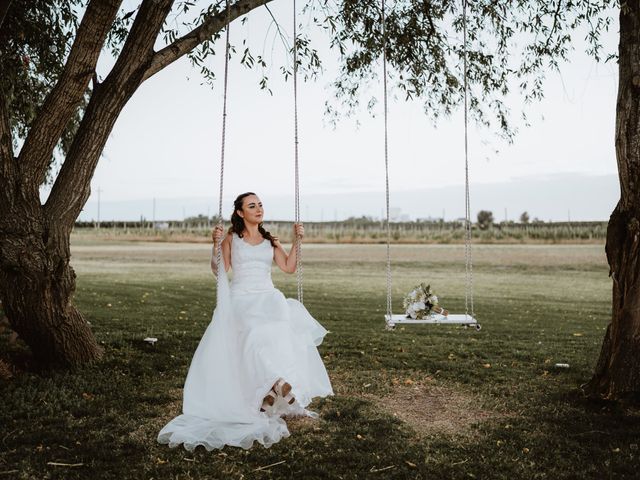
{"left": 229, "top": 192, "right": 277, "bottom": 247}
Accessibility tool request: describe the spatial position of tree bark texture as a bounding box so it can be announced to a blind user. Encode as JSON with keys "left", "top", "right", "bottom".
{"left": 0, "top": 0, "right": 268, "bottom": 367}
{"left": 584, "top": 4, "right": 640, "bottom": 400}
{"left": 0, "top": 214, "right": 103, "bottom": 366}
{"left": 0, "top": 0, "right": 174, "bottom": 367}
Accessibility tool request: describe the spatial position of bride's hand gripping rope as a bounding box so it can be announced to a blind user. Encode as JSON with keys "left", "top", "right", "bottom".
{"left": 212, "top": 225, "right": 224, "bottom": 246}
{"left": 210, "top": 225, "right": 225, "bottom": 277}
{"left": 293, "top": 223, "right": 304, "bottom": 242}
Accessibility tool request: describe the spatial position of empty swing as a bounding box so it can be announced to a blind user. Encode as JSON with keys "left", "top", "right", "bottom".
{"left": 381, "top": 0, "right": 480, "bottom": 331}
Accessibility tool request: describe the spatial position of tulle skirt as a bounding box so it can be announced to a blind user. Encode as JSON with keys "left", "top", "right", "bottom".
{"left": 157, "top": 271, "right": 333, "bottom": 450}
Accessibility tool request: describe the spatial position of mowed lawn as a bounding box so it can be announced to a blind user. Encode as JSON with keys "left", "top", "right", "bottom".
{"left": 2, "top": 240, "right": 639, "bottom": 479}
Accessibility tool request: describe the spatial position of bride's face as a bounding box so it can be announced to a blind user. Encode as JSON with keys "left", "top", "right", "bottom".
{"left": 238, "top": 195, "right": 264, "bottom": 225}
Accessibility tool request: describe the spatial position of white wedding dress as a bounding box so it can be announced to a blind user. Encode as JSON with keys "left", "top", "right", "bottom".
{"left": 157, "top": 233, "right": 333, "bottom": 450}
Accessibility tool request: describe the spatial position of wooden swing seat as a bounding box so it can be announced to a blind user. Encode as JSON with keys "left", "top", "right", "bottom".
{"left": 385, "top": 313, "right": 481, "bottom": 330}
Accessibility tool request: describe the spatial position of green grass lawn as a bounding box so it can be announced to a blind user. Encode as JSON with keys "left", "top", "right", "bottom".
{"left": 1, "top": 241, "right": 639, "bottom": 479}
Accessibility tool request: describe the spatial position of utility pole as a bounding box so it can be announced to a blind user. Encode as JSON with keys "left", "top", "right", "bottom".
{"left": 152, "top": 197, "right": 156, "bottom": 230}
{"left": 96, "top": 186, "right": 102, "bottom": 229}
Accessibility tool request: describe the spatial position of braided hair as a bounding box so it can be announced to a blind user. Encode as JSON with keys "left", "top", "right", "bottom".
{"left": 229, "top": 192, "right": 277, "bottom": 247}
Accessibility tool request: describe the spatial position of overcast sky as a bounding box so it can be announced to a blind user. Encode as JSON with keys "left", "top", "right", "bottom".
{"left": 42, "top": 2, "right": 621, "bottom": 222}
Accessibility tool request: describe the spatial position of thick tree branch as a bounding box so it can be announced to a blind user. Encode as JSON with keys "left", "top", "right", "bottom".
{"left": 44, "top": 0, "right": 176, "bottom": 227}
{"left": 45, "top": 0, "right": 276, "bottom": 228}
{"left": 0, "top": 83, "right": 15, "bottom": 205}
{"left": 107, "top": 0, "right": 175, "bottom": 84}
{"left": 0, "top": 84, "right": 12, "bottom": 167}
{"left": 17, "top": 0, "right": 122, "bottom": 190}
{"left": 142, "top": 0, "right": 273, "bottom": 82}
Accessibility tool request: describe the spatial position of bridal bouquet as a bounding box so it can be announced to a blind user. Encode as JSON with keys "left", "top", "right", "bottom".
{"left": 403, "top": 283, "right": 445, "bottom": 319}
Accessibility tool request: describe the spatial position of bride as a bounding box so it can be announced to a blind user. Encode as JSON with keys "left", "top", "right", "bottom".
{"left": 158, "top": 192, "right": 333, "bottom": 451}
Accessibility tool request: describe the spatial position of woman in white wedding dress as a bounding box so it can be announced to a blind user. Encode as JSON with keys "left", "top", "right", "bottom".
{"left": 157, "top": 192, "right": 333, "bottom": 451}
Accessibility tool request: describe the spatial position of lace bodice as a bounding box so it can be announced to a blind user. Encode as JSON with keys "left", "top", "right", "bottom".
{"left": 230, "top": 233, "right": 274, "bottom": 292}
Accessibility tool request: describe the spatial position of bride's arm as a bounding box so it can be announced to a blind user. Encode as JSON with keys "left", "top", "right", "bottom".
{"left": 273, "top": 223, "right": 303, "bottom": 274}
{"left": 210, "top": 227, "right": 232, "bottom": 277}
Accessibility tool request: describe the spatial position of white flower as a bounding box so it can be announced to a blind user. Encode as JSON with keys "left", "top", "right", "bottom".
{"left": 404, "top": 283, "right": 443, "bottom": 320}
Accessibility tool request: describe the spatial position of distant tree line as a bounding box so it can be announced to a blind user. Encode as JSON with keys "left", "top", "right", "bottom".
{"left": 72, "top": 216, "right": 608, "bottom": 244}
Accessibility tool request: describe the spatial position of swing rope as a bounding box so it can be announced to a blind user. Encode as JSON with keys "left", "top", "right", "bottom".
{"left": 382, "top": 0, "right": 476, "bottom": 326}
{"left": 293, "top": 0, "right": 304, "bottom": 304}
{"left": 462, "top": 0, "right": 475, "bottom": 319}
{"left": 381, "top": 0, "right": 393, "bottom": 324}
{"left": 215, "top": 0, "right": 231, "bottom": 272}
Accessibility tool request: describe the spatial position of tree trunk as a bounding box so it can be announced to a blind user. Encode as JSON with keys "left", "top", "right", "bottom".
{"left": 0, "top": 0, "right": 274, "bottom": 368}
{"left": 583, "top": 4, "right": 640, "bottom": 400}
{"left": 0, "top": 201, "right": 102, "bottom": 367}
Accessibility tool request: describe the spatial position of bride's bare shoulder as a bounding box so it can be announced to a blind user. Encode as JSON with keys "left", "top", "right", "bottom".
{"left": 222, "top": 232, "right": 233, "bottom": 246}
